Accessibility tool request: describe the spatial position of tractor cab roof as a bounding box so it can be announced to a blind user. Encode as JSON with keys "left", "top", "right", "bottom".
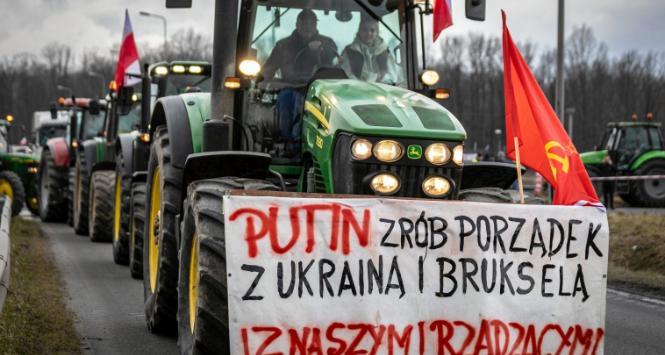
{"left": 148, "top": 61, "right": 211, "bottom": 77}
{"left": 608, "top": 121, "right": 661, "bottom": 128}
{"left": 57, "top": 97, "right": 107, "bottom": 109}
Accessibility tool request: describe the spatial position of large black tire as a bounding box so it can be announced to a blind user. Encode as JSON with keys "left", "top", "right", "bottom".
{"left": 67, "top": 168, "right": 75, "bottom": 226}
{"left": 129, "top": 182, "right": 146, "bottom": 279}
{"left": 88, "top": 171, "right": 115, "bottom": 242}
{"left": 177, "top": 178, "right": 279, "bottom": 355}
{"left": 631, "top": 159, "right": 665, "bottom": 207}
{"left": 0, "top": 170, "right": 25, "bottom": 216}
{"left": 112, "top": 151, "right": 132, "bottom": 265}
{"left": 73, "top": 153, "right": 90, "bottom": 235}
{"left": 39, "top": 149, "right": 69, "bottom": 222}
{"left": 142, "top": 126, "right": 181, "bottom": 334}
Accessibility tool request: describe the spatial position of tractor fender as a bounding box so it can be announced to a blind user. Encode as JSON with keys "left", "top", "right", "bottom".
{"left": 91, "top": 161, "right": 116, "bottom": 174}
{"left": 80, "top": 140, "right": 99, "bottom": 178}
{"left": 45, "top": 137, "right": 70, "bottom": 168}
{"left": 131, "top": 139, "right": 150, "bottom": 173}
{"left": 629, "top": 150, "right": 665, "bottom": 171}
{"left": 115, "top": 133, "right": 138, "bottom": 178}
{"left": 182, "top": 151, "right": 272, "bottom": 191}
{"left": 149, "top": 95, "right": 195, "bottom": 169}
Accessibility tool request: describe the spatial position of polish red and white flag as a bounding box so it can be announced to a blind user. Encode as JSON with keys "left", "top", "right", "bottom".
{"left": 114, "top": 9, "right": 141, "bottom": 89}
{"left": 433, "top": 0, "right": 453, "bottom": 42}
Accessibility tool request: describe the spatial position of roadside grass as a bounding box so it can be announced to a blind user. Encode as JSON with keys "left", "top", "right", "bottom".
{"left": 608, "top": 212, "right": 665, "bottom": 294}
{"left": 0, "top": 217, "right": 81, "bottom": 354}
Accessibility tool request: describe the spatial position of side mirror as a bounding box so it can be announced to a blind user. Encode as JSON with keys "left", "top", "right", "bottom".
{"left": 50, "top": 105, "right": 58, "bottom": 119}
{"left": 165, "top": 0, "right": 191, "bottom": 8}
{"left": 465, "top": 0, "right": 486, "bottom": 21}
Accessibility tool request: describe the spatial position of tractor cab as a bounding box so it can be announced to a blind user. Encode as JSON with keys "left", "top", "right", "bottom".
{"left": 55, "top": 97, "right": 107, "bottom": 153}
{"left": 598, "top": 122, "right": 664, "bottom": 170}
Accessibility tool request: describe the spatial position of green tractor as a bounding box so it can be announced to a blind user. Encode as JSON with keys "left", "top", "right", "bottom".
{"left": 581, "top": 116, "right": 665, "bottom": 207}
{"left": 138, "top": 0, "right": 516, "bottom": 351}
{"left": 0, "top": 117, "right": 40, "bottom": 216}
{"left": 111, "top": 61, "right": 211, "bottom": 273}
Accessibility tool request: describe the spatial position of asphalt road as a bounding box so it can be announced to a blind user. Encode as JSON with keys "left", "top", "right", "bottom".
{"left": 41, "top": 221, "right": 177, "bottom": 355}
{"left": 40, "top": 219, "right": 665, "bottom": 355}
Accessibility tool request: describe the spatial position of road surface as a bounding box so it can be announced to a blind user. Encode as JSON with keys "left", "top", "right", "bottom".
{"left": 41, "top": 221, "right": 177, "bottom": 355}
{"left": 40, "top": 219, "right": 665, "bottom": 355}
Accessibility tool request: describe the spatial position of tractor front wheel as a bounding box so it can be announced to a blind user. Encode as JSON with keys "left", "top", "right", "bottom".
{"left": 632, "top": 159, "right": 665, "bottom": 207}
{"left": 73, "top": 154, "right": 90, "bottom": 235}
{"left": 129, "top": 182, "right": 146, "bottom": 279}
{"left": 0, "top": 170, "right": 25, "bottom": 216}
{"left": 88, "top": 171, "right": 115, "bottom": 242}
{"left": 177, "top": 177, "right": 279, "bottom": 355}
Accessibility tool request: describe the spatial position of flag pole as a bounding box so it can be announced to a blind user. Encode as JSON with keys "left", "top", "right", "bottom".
{"left": 513, "top": 136, "right": 525, "bottom": 204}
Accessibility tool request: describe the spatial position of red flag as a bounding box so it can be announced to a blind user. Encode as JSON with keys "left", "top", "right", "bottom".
{"left": 114, "top": 9, "right": 141, "bottom": 89}
{"left": 502, "top": 11, "right": 601, "bottom": 207}
{"left": 433, "top": 0, "right": 453, "bottom": 42}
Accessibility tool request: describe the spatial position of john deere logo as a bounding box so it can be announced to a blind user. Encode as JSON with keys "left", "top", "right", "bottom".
{"left": 407, "top": 145, "right": 422, "bottom": 159}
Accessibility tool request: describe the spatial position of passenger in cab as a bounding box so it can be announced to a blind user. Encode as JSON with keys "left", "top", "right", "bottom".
{"left": 262, "top": 9, "right": 337, "bottom": 157}
{"left": 341, "top": 16, "right": 401, "bottom": 84}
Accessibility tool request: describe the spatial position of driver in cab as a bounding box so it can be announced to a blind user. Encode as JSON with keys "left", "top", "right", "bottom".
{"left": 262, "top": 9, "right": 337, "bottom": 157}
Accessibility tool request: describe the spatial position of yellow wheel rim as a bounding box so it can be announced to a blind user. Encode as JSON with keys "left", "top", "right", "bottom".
{"left": 113, "top": 175, "right": 122, "bottom": 242}
{"left": 148, "top": 167, "right": 161, "bottom": 293}
{"left": 0, "top": 179, "right": 13, "bottom": 200}
{"left": 189, "top": 233, "right": 199, "bottom": 333}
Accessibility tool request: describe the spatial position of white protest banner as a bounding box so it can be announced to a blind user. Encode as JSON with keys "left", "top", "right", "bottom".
{"left": 223, "top": 194, "right": 608, "bottom": 355}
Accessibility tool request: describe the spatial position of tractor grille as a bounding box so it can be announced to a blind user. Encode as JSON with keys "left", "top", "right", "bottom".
{"left": 332, "top": 133, "right": 462, "bottom": 199}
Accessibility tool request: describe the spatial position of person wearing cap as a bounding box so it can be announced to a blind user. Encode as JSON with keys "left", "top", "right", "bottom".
{"left": 263, "top": 9, "right": 338, "bottom": 83}
{"left": 263, "top": 9, "right": 337, "bottom": 157}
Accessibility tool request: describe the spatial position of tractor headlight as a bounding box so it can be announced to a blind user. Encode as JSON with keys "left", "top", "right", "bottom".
{"left": 188, "top": 65, "right": 203, "bottom": 74}
{"left": 373, "top": 140, "right": 403, "bottom": 162}
{"left": 239, "top": 59, "right": 261, "bottom": 77}
{"left": 28, "top": 167, "right": 38, "bottom": 174}
{"left": 422, "top": 176, "right": 451, "bottom": 197}
{"left": 452, "top": 145, "right": 464, "bottom": 166}
{"left": 425, "top": 143, "right": 451, "bottom": 165}
{"left": 154, "top": 66, "right": 169, "bottom": 76}
{"left": 420, "top": 70, "right": 440, "bottom": 87}
{"left": 371, "top": 173, "right": 400, "bottom": 195}
{"left": 172, "top": 64, "right": 186, "bottom": 73}
{"left": 351, "top": 139, "right": 373, "bottom": 160}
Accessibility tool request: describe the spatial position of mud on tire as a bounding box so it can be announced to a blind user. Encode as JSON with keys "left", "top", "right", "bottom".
{"left": 129, "top": 182, "right": 146, "bottom": 279}
{"left": 177, "top": 178, "right": 279, "bottom": 355}
{"left": 39, "top": 149, "right": 68, "bottom": 222}
{"left": 142, "top": 126, "right": 180, "bottom": 334}
{"left": 88, "top": 170, "right": 115, "bottom": 242}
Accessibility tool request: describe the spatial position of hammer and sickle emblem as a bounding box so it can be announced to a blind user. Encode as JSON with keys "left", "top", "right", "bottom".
{"left": 545, "top": 141, "right": 570, "bottom": 181}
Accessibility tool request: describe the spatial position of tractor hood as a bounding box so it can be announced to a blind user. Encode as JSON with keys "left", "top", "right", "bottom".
{"left": 580, "top": 150, "right": 607, "bottom": 165}
{"left": 308, "top": 80, "right": 466, "bottom": 141}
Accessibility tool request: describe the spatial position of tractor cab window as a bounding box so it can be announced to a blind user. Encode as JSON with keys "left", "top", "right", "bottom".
{"left": 252, "top": 1, "right": 405, "bottom": 87}
{"left": 38, "top": 126, "right": 66, "bottom": 146}
{"left": 81, "top": 110, "right": 106, "bottom": 141}
{"left": 117, "top": 104, "right": 142, "bottom": 134}
{"left": 164, "top": 75, "right": 212, "bottom": 95}
{"left": 649, "top": 126, "right": 663, "bottom": 150}
{"left": 616, "top": 126, "right": 649, "bottom": 166}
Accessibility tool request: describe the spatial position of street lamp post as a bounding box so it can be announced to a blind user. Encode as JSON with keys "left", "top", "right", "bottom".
{"left": 139, "top": 11, "right": 168, "bottom": 52}
{"left": 88, "top": 72, "right": 106, "bottom": 98}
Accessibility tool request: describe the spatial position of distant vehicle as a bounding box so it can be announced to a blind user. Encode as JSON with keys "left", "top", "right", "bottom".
{"left": 581, "top": 115, "right": 665, "bottom": 207}
{"left": 0, "top": 119, "right": 39, "bottom": 216}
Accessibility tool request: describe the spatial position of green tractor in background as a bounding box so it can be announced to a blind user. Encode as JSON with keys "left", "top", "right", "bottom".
{"left": 140, "top": 0, "right": 518, "bottom": 351}
{"left": 581, "top": 115, "right": 665, "bottom": 207}
{"left": 110, "top": 61, "right": 211, "bottom": 275}
{"left": 0, "top": 116, "right": 40, "bottom": 216}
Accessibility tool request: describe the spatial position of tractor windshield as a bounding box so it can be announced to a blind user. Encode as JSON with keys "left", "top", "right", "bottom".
{"left": 0, "top": 125, "right": 7, "bottom": 153}
{"left": 117, "top": 104, "right": 141, "bottom": 134}
{"left": 252, "top": 0, "right": 405, "bottom": 87}
{"left": 80, "top": 110, "right": 106, "bottom": 141}
{"left": 164, "top": 75, "right": 212, "bottom": 95}
{"left": 38, "top": 126, "right": 67, "bottom": 146}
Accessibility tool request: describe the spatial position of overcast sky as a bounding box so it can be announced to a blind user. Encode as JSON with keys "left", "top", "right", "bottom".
{"left": 1, "top": 0, "right": 664, "bottom": 60}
